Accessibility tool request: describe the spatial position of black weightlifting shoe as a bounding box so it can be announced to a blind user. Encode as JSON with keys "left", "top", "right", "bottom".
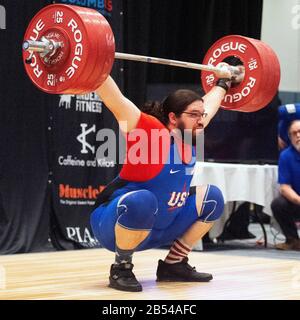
{"left": 109, "top": 262, "right": 142, "bottom": 292}
{"left": 156, "top": 257, "right": 213, "bottom": 282}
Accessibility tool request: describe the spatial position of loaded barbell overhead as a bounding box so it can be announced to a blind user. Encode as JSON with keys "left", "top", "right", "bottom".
{"left": 22, "top": 3, "right": 281, "bottom": 112}
{"left": 23, "top": 41, "right": 242, "bottom": 79}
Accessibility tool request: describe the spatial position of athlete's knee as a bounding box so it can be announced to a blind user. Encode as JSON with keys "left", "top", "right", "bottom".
{"left": 198, "top": 185, "right": 224, "bottom": 222}
{"left": 117, "top": 190, "right": 158, "bottom": 230}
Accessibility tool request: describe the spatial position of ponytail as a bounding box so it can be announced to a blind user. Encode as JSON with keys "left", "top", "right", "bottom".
{"left": 140, "top": 101, "right": 167, "bottom": 124}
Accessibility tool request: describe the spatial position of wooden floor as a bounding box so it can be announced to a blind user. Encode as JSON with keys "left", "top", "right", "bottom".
{"left": 0, "top": 248, "right": 299, "bottom": 300}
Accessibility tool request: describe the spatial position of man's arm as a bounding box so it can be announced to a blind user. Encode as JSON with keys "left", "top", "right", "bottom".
{"left": 280, "top": 184, "right": 300, "bottom": 206}
{"left": 202, "top": 86, "right": 226, "bottom": 128}
{"left": 201, "top": 62, "right": 238, "bottom": 128}
{"left": 95, "top": 76, "right": 141, "bottom": 132}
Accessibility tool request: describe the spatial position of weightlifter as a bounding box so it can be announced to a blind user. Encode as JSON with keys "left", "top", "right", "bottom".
{"left": 90, "top": 69, "right": 236, "bottom": 292}
{"left": 21, "top": 4, "right": 280, "bottom": 293}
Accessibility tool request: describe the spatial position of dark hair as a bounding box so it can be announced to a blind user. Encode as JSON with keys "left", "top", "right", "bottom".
{"left": 140, "top": 89, "right": 203, "bottom": 125}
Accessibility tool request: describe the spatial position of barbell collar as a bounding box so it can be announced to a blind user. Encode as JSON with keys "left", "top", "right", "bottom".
{"left": 22, "top": 38, "right": 62, "bottom": 58}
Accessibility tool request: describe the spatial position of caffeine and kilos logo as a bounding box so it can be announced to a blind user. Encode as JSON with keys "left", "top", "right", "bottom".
{"left": 59, "top": 0, "right": 113, "bottom": 17}
{"left": 58, "top": 122, "right": 116, "bottom": 168}
{"left": 59, "top": 93, "right": 103, "bottom": 113}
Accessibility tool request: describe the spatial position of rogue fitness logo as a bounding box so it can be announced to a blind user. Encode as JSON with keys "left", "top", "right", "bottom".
{"left": 59, "top": 93, "right": 103, "bottom": 113}
{"left": 59, "top": 0, "right": 113, "bottom": 17}
{"left": 59, "top": 95, "right": 75, "bottom": 109}
{"left": 0, "top": 5, "right": 6, "bottom": 30}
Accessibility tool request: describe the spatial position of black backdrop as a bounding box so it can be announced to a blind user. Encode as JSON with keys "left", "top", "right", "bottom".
{"left": 0, "top": 0, "right": 277, "bottom": 254}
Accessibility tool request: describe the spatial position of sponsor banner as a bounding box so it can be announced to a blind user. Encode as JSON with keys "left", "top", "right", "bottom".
{"left": 57, "top": 0, "right": 113, "bottom": 17}
{"left": 59, "top": 93, "right": 103, "bottom": 113}
{"left": 65, "top": 226, "right": 99, "bottom": 248}
{"left": 51, "top": 88, "right": 120, "bottom": 249}
{"left": 59, "top": 183, "right": 106, "bottom": 205}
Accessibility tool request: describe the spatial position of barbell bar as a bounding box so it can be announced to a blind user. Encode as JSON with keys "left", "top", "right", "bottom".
{"left": 23, "top": 39, "right": 242, "bottom": 80}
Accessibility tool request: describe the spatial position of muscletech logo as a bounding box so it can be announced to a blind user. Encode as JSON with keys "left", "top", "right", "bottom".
{"left": 59, "top": 0, "right": 113, "bottom": 17}
{"left": 60, "top": 184, "right": 105, "bottom": 201}
{"left": 0, "top": 5, "right": 6, "bottom": 30}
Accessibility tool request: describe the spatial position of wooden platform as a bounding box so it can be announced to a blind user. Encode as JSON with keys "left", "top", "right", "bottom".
{"left": 0, "top": 248, "right": 299, "bottom": 300}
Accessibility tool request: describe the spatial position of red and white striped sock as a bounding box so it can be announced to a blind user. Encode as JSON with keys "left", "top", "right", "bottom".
{"left": 164, "top": 239, "right": 192, "bottom": 264}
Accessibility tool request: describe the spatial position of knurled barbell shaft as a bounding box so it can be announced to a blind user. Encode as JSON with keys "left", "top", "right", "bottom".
{"left": 116, "top": 52, "right": 245, "bottom": 80}
{"left": 22, "top": 39, "right": 243, "bottom": 79}
{"left": 115, "top": 52, "right": 239, "bottom": 76}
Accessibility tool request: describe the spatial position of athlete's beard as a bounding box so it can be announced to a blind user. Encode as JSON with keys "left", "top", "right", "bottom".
{"left": 177, "top": 122, "right": 203, "bottom": 146}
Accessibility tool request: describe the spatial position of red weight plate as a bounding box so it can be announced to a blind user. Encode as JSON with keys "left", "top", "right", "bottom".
{"left": 59, "top": 5, "right": 114, "bottom": 94}
{"left": 201, "top": 35, "right": 280, "bottom": 112}
{"left": 23, "top": 4, "right": 114, "bottom": 94}
{"left": 238, "top": 38, "right": 270, "bottom": 111}
{"left": 235, "top": 38, "right": 272, "bottom": 112}
{"left": 60, "top": 5, "right": 103, "bottom": 94}
{"left": 82, "top": 10, "right": 115, "bottom": 93}
{"left": 254, "top": 40, "right": 280, "bottom": 110}
{"left": 238, "top": 38, "right": 280, "bottom": 112}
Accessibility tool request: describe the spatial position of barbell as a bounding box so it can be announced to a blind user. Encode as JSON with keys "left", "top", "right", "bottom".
{"left": 22, "top": 4, "right": 281, "bottom": 112}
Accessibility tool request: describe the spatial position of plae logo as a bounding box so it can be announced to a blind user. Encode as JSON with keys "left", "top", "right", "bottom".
{"left": 66, "top": 227, "right": 99, "bottom": 247}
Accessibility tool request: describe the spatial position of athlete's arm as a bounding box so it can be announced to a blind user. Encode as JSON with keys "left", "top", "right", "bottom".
{"left": 201, "top": 86, "right": 226, "bottom": 128}
{"left": 95, "top": 76, "right": 141, "bottom": 132}
{"left": 201, "top": 63, "right": 243, "bottom": 128}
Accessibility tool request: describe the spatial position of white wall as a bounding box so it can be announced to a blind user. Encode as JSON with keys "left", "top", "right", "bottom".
{"left": 261, "top": 0, "right": 300, "bottom": 92}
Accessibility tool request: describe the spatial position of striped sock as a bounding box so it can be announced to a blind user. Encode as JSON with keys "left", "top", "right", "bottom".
{"left": 115, "top": 246, "right": 133, "bottom": 265}
{"left": 164, "top": 239, "right": 192, "bottom": 264}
